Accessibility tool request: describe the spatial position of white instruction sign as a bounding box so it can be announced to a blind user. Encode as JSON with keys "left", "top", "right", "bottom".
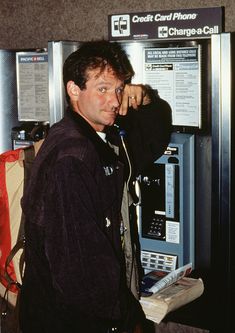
{"left": 16, "top": 52, "right": 49, "bottom": 122}
{"left": 143, "top": 46, "right": 201, "bottom": 128}
{"left": 166, "top": 220, "right": 180, "bottom": 244}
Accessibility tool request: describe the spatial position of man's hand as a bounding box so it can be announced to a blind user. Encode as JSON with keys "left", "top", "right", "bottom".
{"left": 119, "top": 84, "right": 151, "bottom": 116}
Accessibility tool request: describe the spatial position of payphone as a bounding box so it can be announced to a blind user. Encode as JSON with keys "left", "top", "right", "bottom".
{"left": 138, "top": 132, "right": 195, "bottom": 271}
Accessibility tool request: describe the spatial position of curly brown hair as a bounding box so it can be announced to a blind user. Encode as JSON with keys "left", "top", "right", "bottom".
{"left": 63, "top": 40, "right": 134, "bottom": 103}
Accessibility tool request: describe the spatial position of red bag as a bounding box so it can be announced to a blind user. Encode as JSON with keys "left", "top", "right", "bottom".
{"left": 0, "top": 148, "right": 25, "bottom": 306}
{"left": 0, "top": 142, "right": 42, "bottom": 307}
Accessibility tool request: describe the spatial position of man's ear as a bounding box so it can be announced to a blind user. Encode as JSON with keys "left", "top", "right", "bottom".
{"left": 66, "top": 80, "right": 80, "bottom": 100}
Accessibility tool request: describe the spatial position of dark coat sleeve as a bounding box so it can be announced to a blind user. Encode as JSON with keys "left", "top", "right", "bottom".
{"left": 117, "top": 95, "right": 172, "bottom": 176}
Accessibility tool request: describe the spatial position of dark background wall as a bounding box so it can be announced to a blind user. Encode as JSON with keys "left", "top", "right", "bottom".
{"left": 0, "top": 0, "right": 234, "bottom": 50}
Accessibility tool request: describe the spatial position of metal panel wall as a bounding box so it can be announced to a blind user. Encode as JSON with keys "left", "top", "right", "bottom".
{"left": 211, "top": 32, "right": 233, "bottom": 332}
{"left": 48, "top": 41, "right": 80, "bottom": 125}
{"left": 0, "top": 50, "right": 19, "bottom": 153}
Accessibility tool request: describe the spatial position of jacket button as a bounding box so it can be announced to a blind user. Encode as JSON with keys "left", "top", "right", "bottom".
{"left": 105, "top": 217, "right": 111, "bottom": 227}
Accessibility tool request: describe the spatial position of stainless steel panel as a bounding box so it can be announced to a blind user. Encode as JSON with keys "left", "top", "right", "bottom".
{"left": 0, "top": 50, "right": 19, "bottom": 153}
{"left": 211, "top": 33, "right": 232, "bottom": 256}
{"left": 211, "top": 32, "right": 233, "bottom": 330}
{"left": 48, "top": 41, "right": 80, "bottom": 125}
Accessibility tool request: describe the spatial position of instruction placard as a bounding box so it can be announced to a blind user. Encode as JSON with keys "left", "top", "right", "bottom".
{"left": 143, "top": 46, "right": 201, "bottom": 127}
{"left": 16, "top": 52, "right": 49, "bottom": 122}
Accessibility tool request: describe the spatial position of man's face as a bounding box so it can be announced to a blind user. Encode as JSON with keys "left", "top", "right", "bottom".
{"left": 70, "top": 66, "right": 124, "bottom": 132}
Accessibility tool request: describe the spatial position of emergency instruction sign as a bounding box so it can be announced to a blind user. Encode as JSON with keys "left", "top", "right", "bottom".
{"left": 108, "top": 7, "right": 223, "bottom": 40}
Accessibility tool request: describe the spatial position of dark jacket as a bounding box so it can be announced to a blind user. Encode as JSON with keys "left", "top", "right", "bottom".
{"left": 19, "top": 98, "right": 172, "bottom": 333}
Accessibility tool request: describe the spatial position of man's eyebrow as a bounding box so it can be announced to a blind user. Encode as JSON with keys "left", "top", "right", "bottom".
{"left": 95, "top": 81, "right": 124, "bottom": 88}
{"left": 96, "top": 80, "right": 111, "bottom": 85}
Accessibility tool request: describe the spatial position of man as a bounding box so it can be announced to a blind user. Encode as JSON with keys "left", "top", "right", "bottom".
{"left": 19, "top": 40, "right": 172, "bottom": 333}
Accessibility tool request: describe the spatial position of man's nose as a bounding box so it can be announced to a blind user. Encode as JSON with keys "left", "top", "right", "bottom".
{"left": 110, "top": 91, "right": 121, "bottom": 107}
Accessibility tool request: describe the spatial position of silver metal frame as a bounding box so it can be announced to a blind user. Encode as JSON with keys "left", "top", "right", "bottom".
{"left": 0, "top": 50, "right": 19, "bottom": 153}
{"left": 48, "top": 41, "right": 80, "bottom": 125}
{"left": 211, "top": 32, "right": 231, "bottom": 259}
{"left": 211, "top": 32, "right": 232, "bottom": 328}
